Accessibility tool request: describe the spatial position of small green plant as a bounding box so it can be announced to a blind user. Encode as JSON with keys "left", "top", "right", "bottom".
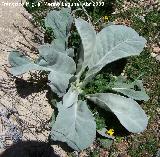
{"left": 9, "top": 8, "right": 149, "bottom": 151}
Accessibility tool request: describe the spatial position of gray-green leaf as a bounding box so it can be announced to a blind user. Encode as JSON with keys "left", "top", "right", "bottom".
{"left": 45, "top": 8, "right": 73, "bottom": 42}
{"left": 75, "top": 18, "right": 147, "bottom": 81}
{"left": 38, "top": 43, "right": 76, "bottom": 74}
{"left": 51, "top": 92, "right": 96, "bottom": 151}
{"left": 75, "top": 18, "right": 96, "bottom": 70}
{"left": 87, "top": 93, "right": 148, "bottom": 133}
{"left": 48, "top": 71, "right": 73, "bottom": 97}
{"left": 112, "top": 77, "right": 149, "bottom": 101}
{"left": 62, "top": 86, "right": 79, "bottom": 108}
{"left": 9, "top": 46, "right": 76, "bottom": 96}
{"left": 8, "top": 51, "right": 42, "bottom": 76}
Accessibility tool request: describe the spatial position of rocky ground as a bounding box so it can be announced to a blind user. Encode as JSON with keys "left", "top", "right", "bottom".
{"left": 0, "top": 0, "right": 68, "bottom": 156}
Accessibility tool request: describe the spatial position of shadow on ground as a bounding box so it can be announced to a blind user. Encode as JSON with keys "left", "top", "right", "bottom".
{"left": 0, "top": 141, "right": 60, "bottom": 157}
{"left": 14, "top": 71, "right": 49, "bottom": 98}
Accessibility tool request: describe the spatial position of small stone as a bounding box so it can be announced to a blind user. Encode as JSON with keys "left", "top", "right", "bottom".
{"left": 153, "top": 46, "right": 160, "bottom": 53}
{"left": 155, "top": 55, "right": 160, "bottom": 62}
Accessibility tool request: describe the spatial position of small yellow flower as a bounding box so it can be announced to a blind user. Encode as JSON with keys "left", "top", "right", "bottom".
{"left": 102, "top": 16, "right": 109, "bottom": 22}
{"left": 106, "top": 129, "right": 114, "bottom": 136}
{"left": 104, "top": 16, "right": 109, "bottom": 21}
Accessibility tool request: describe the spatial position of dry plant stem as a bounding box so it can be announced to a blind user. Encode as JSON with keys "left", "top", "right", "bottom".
{"left": 77, "top": 0, "right": 92, "bottom": 24}
{"left": 95, "top": 17, "right": 103, "bottom": 25}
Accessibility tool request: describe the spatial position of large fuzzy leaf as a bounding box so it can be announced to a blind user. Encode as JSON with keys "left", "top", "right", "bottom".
{"left": 75, "top": 19, "right": 96, "bottom": 69}
{"left": 51, "top": 90, "right": 96, "bottom": 151}
{"left": 9, "top": 43, "right": 76, "bottom": 96}
{"left": 62, "top": 86, "right": 79, "bottom": 108}
{"left": 112, "top": 77, "right": 149, "bottom": 101}
{"left": 87, "top": 93, "right": 148, "bottom": 133}
{"left": 38, "top": 43, "right": 76, "bottom": 74}
{"left": 50, "top": 39, "right": 74, "bottom": 57}
{"left": 8, "top": 51, "right": 43, "bottom": 76}
{"left": 75, "top": 18, "right": 147, "bottom": 80}
{"left": 9, "top": 50, "right": 32, "bottom": 67}
{"left": 48, "top": 71, "right": 73, "bottom": 97}
{"left": 45, "top": 8, "right": 73, "bottom": 42}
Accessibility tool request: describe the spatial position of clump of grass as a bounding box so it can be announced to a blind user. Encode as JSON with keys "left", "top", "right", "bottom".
{"left": 128, "top": 138, "right": 158, "bottom": 156}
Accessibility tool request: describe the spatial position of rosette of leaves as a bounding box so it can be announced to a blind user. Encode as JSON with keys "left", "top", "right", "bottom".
{"left": 9, "top": 8, "right": 149, "bottom": 151}
{"left": 9, "top": 8, "right": 75, "bottom": 97}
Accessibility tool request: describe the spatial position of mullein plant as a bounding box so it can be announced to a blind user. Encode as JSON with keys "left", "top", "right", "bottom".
{"left": 8, "top": 8, "right": 149, "bottom": 151}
